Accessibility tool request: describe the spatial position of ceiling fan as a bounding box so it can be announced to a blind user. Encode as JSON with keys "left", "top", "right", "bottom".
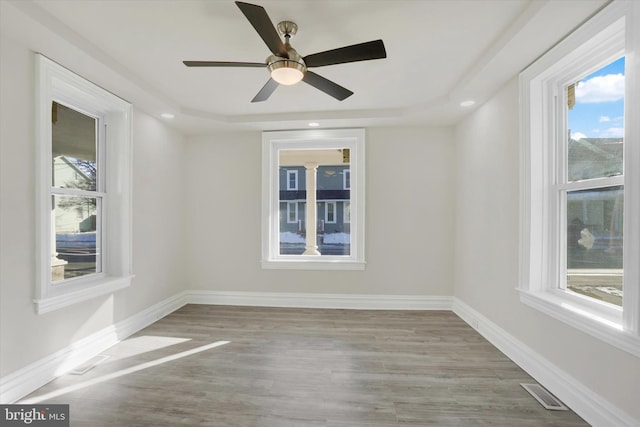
{"left": 183, "top": 1, "right": 387, "bottom": 102}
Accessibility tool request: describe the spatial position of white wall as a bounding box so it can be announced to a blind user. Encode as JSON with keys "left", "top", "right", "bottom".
{"left": 0, "top": 29, "right": 186, "bottom": 377}
{"left": 185, "top": 127, "right": 456, "bottom": 296}
{"left": 453, "top": 77, "right": 640, "bottom": 421}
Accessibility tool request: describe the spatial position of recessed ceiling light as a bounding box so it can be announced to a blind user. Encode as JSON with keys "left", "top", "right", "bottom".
{"left": 308, "top": 122, "right": 320, "bottom": 127}
{"left": 460, "top": 100, "right": 475, "bottom": 107}
{"left": 161, "top": 113, "right": 175, "bottom": 119}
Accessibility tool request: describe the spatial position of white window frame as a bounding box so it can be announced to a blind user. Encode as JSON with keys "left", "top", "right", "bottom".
{"left": 262, "top": 129, "right": 365, "bottom": 270}
{"left": 286, "top": 201, "right": 298, "bottom": 223}
{"left": 325, "top": 201, "right": 337, "bottom": 224}
{"left": 35, "top": 55, "right": 133, "bottom": 314}
{"left": 286, "top": 169, "right": 298, "bottom": 191}
{"left": 343, "top": 169, "right": 351, "bottom": 190}
{"left": 519, "top": 1, "right": 640, "bottom": 357}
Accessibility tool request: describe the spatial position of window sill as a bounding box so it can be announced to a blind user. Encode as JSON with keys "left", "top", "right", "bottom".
{"left": 261, "top": 259, "right": 366, "bottom": 271}
{"left": 518, "top": 289, "right": 640, "bottom": 358}
{"left": 34, "top": 275, "right": 133, "bottom": 314}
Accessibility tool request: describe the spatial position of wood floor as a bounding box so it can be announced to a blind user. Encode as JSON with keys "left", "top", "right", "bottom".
{"left": 22, "top": 305, "right": 589, "bottom": 426}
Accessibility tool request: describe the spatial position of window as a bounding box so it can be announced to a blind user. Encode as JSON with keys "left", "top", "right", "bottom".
{"left": 286, "top": 169, "right": 298, "bottom": 190}
{"left": 286, "top": 202, "right": 298, "bottom": 223}
{"left": 344, "top": 201, "right": 351, "bottom": 224}
{"left": 35, "top": 55, "right": 133, "bottom": 314}
{"left": 325, "top": 201, "right": 337, "bottom": 224}
{"left": 262, "top": 129, "right": 365, "bottom": 270}
{"left": 343, "top": 169, "right": 351, "bottom": 190}
{"left": 519, "top": 2, "right": 640, "bottom": 356}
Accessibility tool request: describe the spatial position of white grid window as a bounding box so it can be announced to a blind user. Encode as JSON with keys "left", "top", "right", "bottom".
{"left": 344, "top": 201, "right": 351, "bottom": 224}
{"left": 286, "top": 170, "right": 298, "bottom": 190}
{"left": 35, "top": 55, "right": 133, "bottom": 314}
{"left": 287, "top": 202, "right": 298, "bottom": 223}
{"left": 519, "top": 2, "right": 640, "bottom": 357}
{"left": 325, "top": 201, "right": 337, "bottom": 224}
{"left": 262, "top": 129, "right": 365, "bottom": 270}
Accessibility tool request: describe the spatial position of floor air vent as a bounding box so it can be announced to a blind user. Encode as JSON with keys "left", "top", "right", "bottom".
{"left": 521, "top": 383, "right": 568, "bottom": 411}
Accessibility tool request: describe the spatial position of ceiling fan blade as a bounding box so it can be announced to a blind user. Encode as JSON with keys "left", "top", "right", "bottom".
{"left": 302, "top": 71, "right": 353, "bottom": 101}
{"left": 183, "top": 61, "right": 265, "bottom": 68}
{"left": 303, "top": 40, "right": 387, "bottom": 68}
{"left": 235, "top": 1, "right": 287, "bottom": 57}
{"left": 251, "top": 78, "right": 279, "bottom": 102}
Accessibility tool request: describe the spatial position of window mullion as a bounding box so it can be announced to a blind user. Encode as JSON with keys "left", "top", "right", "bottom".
{"left": 556, "top": 84, "right": 567, "bottom": 292}
{"left": 556, "top": 189, "right": 568, "bottom": 291}
{"left": 558, "top": 176, "right": 625, "bottom": 191}
{"left": 622, "top": 4, "right": 640, "bottom": 332}
{"left": 51, "top": 187, "right": 105, "bottom": 197}
{"left": 95, "top": 196, "right": 103, "bottom": 274}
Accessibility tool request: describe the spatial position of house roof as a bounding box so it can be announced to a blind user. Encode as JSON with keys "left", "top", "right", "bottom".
{"left": 55, "top": 156, "right": 96, "bottom": 186}
{"left": 2, "top": 0, "right": 608, "bottom": 134}
{"left": 568, "top": 138, "right": 623, "bottom": 180}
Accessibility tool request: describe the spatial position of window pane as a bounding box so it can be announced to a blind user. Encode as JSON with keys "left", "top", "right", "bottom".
{"left": 567, "top": 57, "right": 624, "bottom": 182}
{"left": 326, "top": 201, "right": 336, "bottom": 223}
{"left": 344, "top": 201, "right": 351, "bottom": 224}
{"left": 286, "top": 170, "right": 297, "bottom": 190}
{"left": 566, "top": 186, "right": 623, "bottom": 306}
{"left": 287, "top": 202, "right": 298, "bottom": 223}
{"left": 52, "top": 101, "right": 97, "bottom": 190}
{"left": 53, "top": 195, "right": 98, "bottom": 281}
{"left": 278, "top": 149, "right": 350, "bottom": 256}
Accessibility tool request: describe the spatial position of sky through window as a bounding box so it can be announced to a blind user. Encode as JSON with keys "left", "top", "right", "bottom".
{"left": 569, "top": 57, "right": 625, "bottom": 140}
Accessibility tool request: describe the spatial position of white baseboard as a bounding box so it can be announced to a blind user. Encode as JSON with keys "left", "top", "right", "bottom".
{"left": 452, "top": 298, "right": 637, "bottom": 427}
{"left": 185, "top": 290, "right": 453, "bottom": 310}
{"left": 0, "top": 292, "right": 187, "bottom": 404}
{"left": 0, "top": 324, "right": 119, "bottom": 404}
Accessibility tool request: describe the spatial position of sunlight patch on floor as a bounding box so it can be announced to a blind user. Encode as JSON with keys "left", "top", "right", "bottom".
{"left": 101, "top": 335, "right": 193, "bottom": 362}
{"left": 20, "top": 341, "right": 230, "bottom": 404}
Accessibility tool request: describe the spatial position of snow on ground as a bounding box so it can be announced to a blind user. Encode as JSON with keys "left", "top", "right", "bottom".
{"left": 322, "top": 233, "right": 350, "bottom": 244}
{"left": 280, "top": 232, "right": 306, "bottom": 243}
{"left": 280, "top": 232, "right": 350, "bottom": 244}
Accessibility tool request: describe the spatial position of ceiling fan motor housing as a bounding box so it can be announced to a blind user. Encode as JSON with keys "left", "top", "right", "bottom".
{"left": 266, "top": 20, "right": 306, "bottom": 84}
{"left": 277, "top": 20, "right": 297, "bottom": 37}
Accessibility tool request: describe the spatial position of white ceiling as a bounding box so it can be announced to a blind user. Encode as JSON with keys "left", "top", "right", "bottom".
{"left": 7, "top": 0, "right": 608, "bottom": 134}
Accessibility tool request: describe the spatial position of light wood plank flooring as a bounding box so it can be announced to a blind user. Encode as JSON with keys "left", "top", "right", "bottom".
{"left": 22, "top": 305, "right": 589, "bottom": 426}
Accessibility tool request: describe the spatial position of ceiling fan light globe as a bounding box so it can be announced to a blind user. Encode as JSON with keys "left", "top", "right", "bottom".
{"left": 271, "top": 67, "right": 304, "bottom": 85}
{"left": 267, "top": 53, "right": 306, "bottom": 85}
